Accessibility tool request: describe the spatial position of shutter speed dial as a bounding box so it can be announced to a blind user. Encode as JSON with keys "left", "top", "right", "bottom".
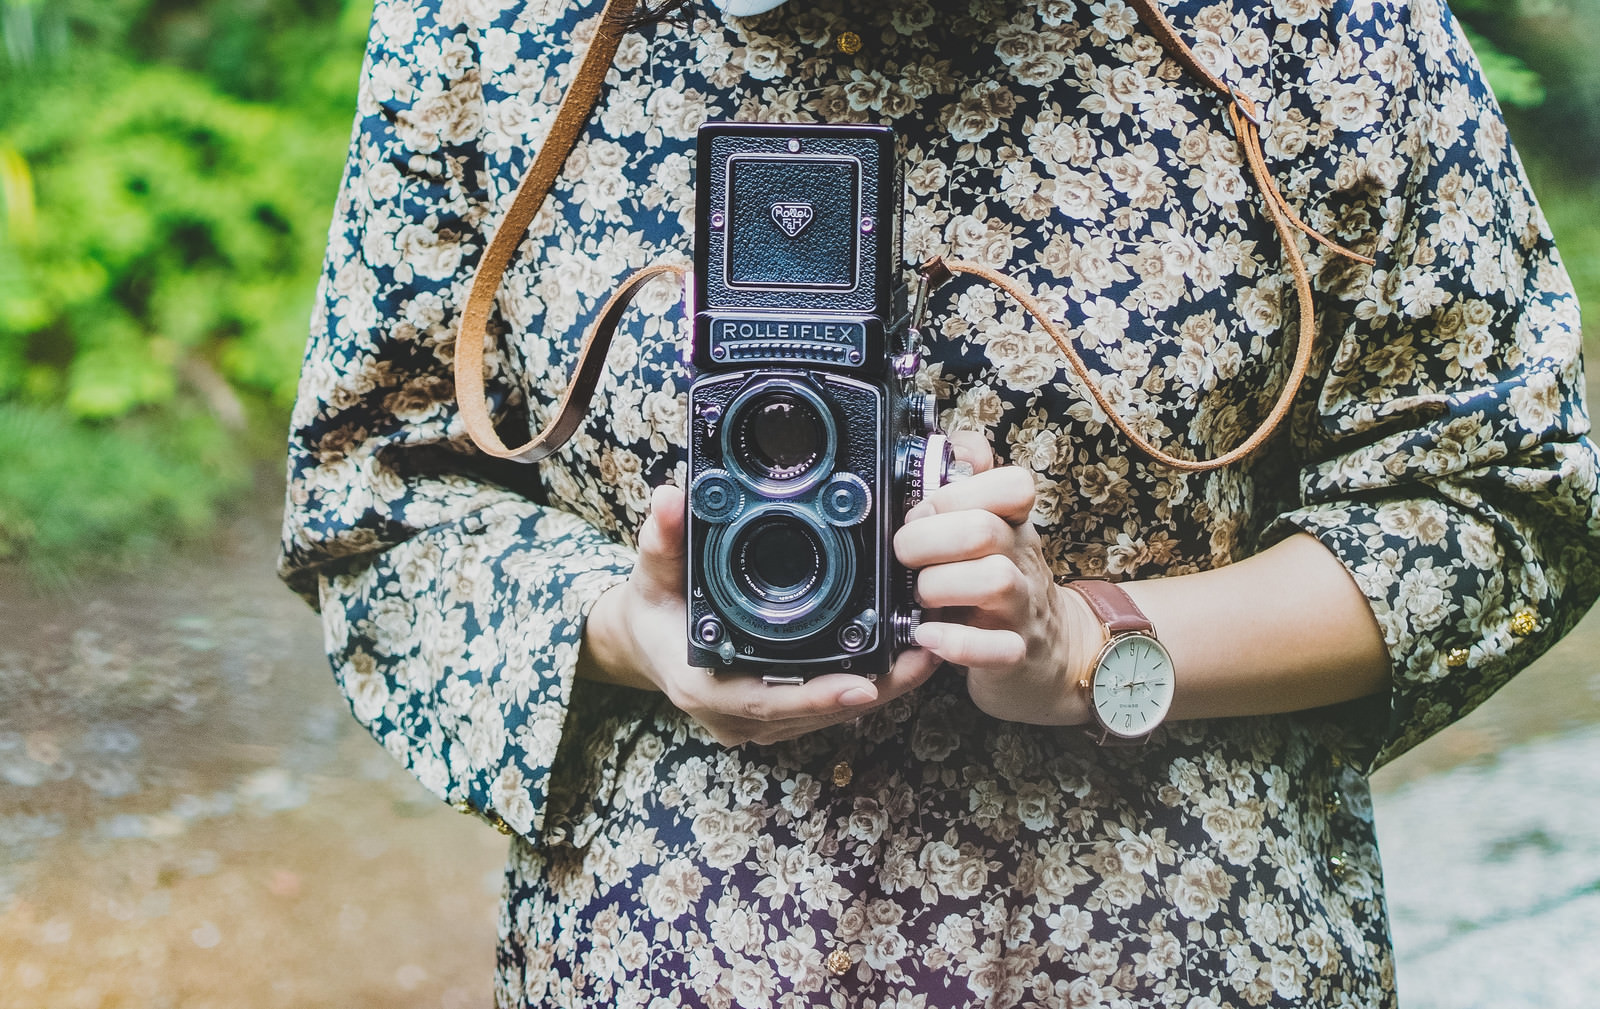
{"left": 894, "top": 431, "right": 952, "bottom": 650}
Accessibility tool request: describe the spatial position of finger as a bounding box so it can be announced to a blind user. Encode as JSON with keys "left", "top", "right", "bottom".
{"left": 691, "top": 670, "right": 883, "bottom": 724}
{"left": 914, "top": 555, "right": 1029, "bottom": 618}
{"left": 946, "top": 430, "right": 996, "bottom": 475}
{"left": 878, "top": 646, "right": 942, "bottom": 699}
{"left": 736, "top": 650, "right": 943, "bottom": 744}
{"left": 895, "top": 508, "right": 1018, "bottom": 568}
{"left": 912, "top": 621, "right": 1028, "bottom": 668}
{"left": 690, "top": 648, "right": 942, "bottom": 736}
{"left": 905, "top": 466, "right": 1035, "bottom": 525}
{"left": 643, "top": 483, "right": 687, "bottom": 558}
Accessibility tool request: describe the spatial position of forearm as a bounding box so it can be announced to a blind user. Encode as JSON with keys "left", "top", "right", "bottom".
{"left": 1116, "top": 531, "right": 1390, "bottom": 721}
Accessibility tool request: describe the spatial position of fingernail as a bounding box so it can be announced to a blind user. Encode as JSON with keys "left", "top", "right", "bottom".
{"left": 914, "top": 624, "right": 942, "bottom": 650}
{"left": 840, "top": 687, "right": 876, "bottom": 706}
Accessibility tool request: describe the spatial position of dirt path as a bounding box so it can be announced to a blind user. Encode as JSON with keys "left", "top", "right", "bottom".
{"left": 0, "top": 485, "right": 505, "bottom": 1008}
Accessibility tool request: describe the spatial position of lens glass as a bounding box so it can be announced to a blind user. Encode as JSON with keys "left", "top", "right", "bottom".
{"left": 736, "top": 516, "right": 822, "bottom": 605}
{"left": 736, "top": 391, "right": 826, "bottom": 481}
{"left": 702, "top": 504, "right": 857, "bottom": 643}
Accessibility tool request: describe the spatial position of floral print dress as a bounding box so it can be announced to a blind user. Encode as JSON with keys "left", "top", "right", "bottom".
{"left": 279, "top": 0, "right": 1600, "bottom": 1005}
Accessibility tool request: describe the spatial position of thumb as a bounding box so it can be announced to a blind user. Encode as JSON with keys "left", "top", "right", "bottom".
{"left": 948, "top": 429, "right": 996, "bottom": 475}
{"left": 636, "top": 483, "right": 687, "bottom": 590}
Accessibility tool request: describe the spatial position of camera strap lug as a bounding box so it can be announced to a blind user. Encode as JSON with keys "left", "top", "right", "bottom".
{"left": 895, "top": 256, "right": 956, "bottom": 380}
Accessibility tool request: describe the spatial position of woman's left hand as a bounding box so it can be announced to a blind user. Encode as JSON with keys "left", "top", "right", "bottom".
{"left": 893, "top": 465, "right": 1099, "bottom": 726}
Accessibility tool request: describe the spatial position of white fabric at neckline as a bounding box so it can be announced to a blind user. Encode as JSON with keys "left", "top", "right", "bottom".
{"left": 707, "top": 0, "right": 790, "bottom": 16}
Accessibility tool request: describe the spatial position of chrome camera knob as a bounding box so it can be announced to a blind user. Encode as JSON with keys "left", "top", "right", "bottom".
{"left": 900, "top": 432, "right": 954, "bottom": 510}
{"left": 893, "top": 608, "right": 923, "bottom": 648}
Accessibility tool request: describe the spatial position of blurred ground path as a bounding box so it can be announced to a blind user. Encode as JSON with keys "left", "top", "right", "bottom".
{"left": 1, "top": 467, "right": 1598, "bottom": 1007}
{"left": 0, "top": 481, "right": 506, "bottom": 1009}
{"left": 1375, "top": 725, "right": 1600, "bottom": 1008}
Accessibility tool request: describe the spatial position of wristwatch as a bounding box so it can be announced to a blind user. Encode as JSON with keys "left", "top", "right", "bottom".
{"left": 1065, "top": 580, "right": 1175, "bottom": 745}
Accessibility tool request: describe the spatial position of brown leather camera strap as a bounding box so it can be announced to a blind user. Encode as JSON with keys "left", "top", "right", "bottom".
{"left": 927, "top": 86, "right": 1368, "bottom": 471}
{"left": 453, "top": 0, "right": 687, "bottom": 462}
{"left": 451, "top": 0, "right": 1374, "bottom": 469}
{"left": 928, "top": 0, "right": 1373, "bottom": 472}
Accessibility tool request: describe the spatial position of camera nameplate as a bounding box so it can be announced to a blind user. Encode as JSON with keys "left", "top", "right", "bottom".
{"left": 695, "top": 123, "right": 895, "bottom": 324}
{"left": 704, "top": 314, "right": 872, "bottom": 368}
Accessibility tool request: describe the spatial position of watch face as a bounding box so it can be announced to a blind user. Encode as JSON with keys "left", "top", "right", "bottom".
{"left": 1090, "top": 634, "right": 1175, "bottom": 739}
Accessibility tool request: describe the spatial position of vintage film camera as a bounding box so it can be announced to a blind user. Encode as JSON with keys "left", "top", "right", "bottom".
{"left": 686, "top": 122, "right": 953, "bottom": 681}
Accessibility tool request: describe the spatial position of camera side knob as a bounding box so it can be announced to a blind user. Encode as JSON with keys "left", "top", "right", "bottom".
{"left": 893, "top": 608, "right": 923, "bottom": 648}
{"left": 913, "top": 393, "right": 940, "bottom": 435}
{"left": 690, "top": 469, "right": 744, "bottom": 524}
{"left": 902, "top": 433, "right": 953, "bottom": 509}
{"left": 821, "top": 473, "right": 872, "bottom": 526}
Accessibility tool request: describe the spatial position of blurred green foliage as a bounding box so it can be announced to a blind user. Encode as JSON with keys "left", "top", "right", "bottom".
{"left": 1457, "top": 0, "right": 1600, "bottom": 340}
{"left": 0, "top": 0, "right": 1596, "bottom": 580}
{"left": 0, "top": 400, "right": 250, "bottom": 587}
{"left": 0, "top": 0, "right": 371, "bottom": 576}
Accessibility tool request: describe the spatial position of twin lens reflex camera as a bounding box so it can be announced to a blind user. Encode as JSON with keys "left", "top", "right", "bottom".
{"left": 686, "top": 122, "right": 954, "bottom": 682}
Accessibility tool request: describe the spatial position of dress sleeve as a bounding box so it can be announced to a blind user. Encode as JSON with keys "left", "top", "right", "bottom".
{"left": 276, "top": 7, "right": 649, "bottom": 844}
{"left": 1262, "top": 1, "right": 1600, "bottom": 771}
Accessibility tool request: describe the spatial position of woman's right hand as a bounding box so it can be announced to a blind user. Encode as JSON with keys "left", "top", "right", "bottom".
{"left": 579, "top": 483, "right": 942, "bottom": 747}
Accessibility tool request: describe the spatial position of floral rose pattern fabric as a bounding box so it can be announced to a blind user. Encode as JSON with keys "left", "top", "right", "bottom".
{"left": 279, "top": 0, "right": 1600, "bottom": 1005}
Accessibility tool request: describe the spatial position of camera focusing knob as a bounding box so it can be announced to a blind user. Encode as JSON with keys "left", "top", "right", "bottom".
{"left": 893, "top": 609, "right": 923, "bottom": 648}
{"left": 913, "top": 433, "right": 953, "bottom": 504}
{"left": 900, "top": 437, "right": 928, "bottom": 508}
{"left": 914, "top": 393, "right": 940, "bottom": 434}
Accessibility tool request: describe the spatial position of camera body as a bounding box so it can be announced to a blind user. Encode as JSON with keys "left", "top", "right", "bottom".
{"left": 686, "top": 122, "right": 951, "bottom": 680}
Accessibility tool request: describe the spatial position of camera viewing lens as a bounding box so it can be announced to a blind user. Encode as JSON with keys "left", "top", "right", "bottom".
{"left": 736, "top": 515, "right": 822, "bottom": 604}
{"left": 730, "top": 387, "right": 832, "bottom": 485}
{"left": 747, "top": 394, "right": 823, "bottom": 476}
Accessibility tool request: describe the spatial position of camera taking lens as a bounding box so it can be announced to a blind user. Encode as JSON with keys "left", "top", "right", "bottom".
{"left": 735, "top": 515, "right": 822, "bottom": 604}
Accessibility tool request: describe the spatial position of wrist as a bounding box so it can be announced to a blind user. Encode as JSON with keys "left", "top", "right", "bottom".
{"left": 1064, "top": 579, "right": 1176, "bottom": 742}
{"left": 577, "top": 581, "right": 659, "bottom": 692}
{"left": 1054, "top": 582, "right": 1103, "bottom": 723}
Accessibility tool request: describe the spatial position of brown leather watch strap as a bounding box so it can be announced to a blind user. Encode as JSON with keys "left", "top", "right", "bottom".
{"left": 453, "top": 0, "right": 654, "bottom": 463}
{"left": 1065, "top": 580, "right": 1155, "bottom": 637}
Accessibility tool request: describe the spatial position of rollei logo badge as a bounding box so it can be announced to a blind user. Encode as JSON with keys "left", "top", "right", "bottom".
{"left": 771, "top": 202, "right": 814, "bottom": 238}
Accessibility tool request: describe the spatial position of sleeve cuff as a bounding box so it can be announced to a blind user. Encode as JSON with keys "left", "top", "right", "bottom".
{"left": 322, "top": 495, "right": 641, "bottom": 847}
{"left": 1263, "top": 499, "right": 1539, "bottom": 771}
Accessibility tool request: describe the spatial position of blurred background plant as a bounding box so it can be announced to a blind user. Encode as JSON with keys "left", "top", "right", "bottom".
{"left": 0, "top": 0, "right": 371, "bottom": 584}
{"left": 0, "top": 0, "right": 1596, "bottom": 584}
